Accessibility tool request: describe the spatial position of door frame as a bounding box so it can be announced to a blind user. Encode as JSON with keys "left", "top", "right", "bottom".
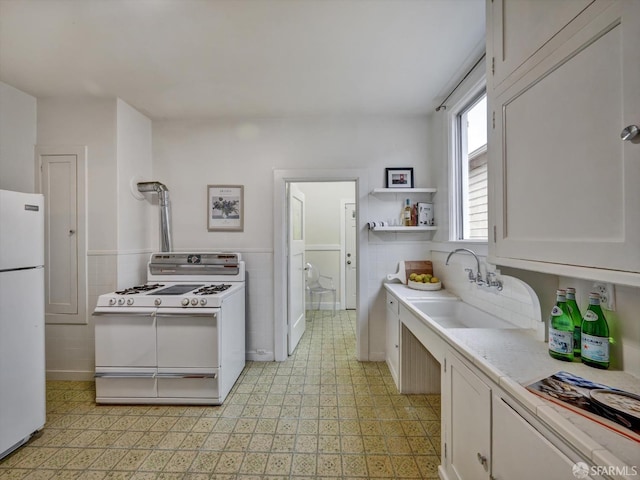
{"left": 35, "top": 145, "right": 88, "bottom": 325}
{"left": 273, "top": 169, "right": 369, "bottom": 362}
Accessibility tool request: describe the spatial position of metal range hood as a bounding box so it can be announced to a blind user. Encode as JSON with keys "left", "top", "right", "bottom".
{"left": 137, "top": 181, "right": 172, "bottom": 252}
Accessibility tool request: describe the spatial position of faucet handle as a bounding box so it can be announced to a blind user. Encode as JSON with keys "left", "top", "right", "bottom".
{"left": 486, "top": 272, "right": 503, "bottom": 291}
{"left": 464, "top": 268, "right": 475, "bottom": 282}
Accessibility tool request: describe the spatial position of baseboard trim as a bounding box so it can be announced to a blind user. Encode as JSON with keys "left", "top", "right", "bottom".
{"left": 46, "top": 370, "right": 94, "bottom": 381}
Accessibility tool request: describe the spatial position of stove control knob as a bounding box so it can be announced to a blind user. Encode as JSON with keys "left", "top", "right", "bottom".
{"left": 109, "top": 298, "right": 116, "bottom": 305}
{"left": 181, "top": 298, "right": 190, "bottom": 307}
{"left": 154, "top": 298, "right": 162, "bottom": 306}
{"left": 117, "top": 298, "right": 125, "bottom": 306}
{"left": 127, "top": 298, "right": 134, "bottom": 306}
{"left": 200, "top": 298, "right": 207, "bottom": 306}
{"left": 191, "top": 298, "right": 198, "bottom": 306}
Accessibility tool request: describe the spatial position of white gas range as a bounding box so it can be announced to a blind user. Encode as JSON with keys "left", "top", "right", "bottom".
{"left": 93, "top": 253, "right": 245, "bottom": 405}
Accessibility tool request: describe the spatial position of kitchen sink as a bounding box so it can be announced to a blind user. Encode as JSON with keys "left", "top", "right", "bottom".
{"left": 410, "top": 299, "right": 518, "bottom": 329}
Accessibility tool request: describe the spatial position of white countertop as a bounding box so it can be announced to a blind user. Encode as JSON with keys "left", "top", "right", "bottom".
{"left": 384, "top": 283, "right": 640, "bottom": 474}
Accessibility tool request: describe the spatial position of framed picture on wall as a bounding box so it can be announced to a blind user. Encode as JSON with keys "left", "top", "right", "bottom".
{"left": 385, "top": 168, "right": 414, "bottom": 188}
{"left": 207, "top": 185, "right": 244, "bottom": 231}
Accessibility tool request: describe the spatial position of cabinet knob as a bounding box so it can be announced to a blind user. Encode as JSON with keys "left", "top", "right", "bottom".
{"left": 621, "top": 125, "right": 639, "bottom": 141}
{"left": 477, "top": 452, "right": 488, "bottom": 470}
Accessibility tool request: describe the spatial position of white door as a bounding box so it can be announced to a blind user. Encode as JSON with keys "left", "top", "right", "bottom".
{"left": 287, "top": 184, "right": 306, "bottom": 355}
{"left": 41, "top": 154, "right": 78, "bottom": 317}
{"left": 344, "top": 202, "right": 356, "bottom": 309}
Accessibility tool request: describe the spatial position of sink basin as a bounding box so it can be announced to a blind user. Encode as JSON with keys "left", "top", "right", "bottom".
{"left": 410, "top": 300, "right": 517, "bottom": 329}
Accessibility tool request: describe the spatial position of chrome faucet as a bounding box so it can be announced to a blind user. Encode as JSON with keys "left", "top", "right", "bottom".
{"left": 445, "top": 248, "right": 484, "bottom": 285}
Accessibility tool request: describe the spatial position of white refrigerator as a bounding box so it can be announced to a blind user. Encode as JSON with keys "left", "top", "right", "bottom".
{"left": 0, "top": 189, "right": 46, "bottom": 460}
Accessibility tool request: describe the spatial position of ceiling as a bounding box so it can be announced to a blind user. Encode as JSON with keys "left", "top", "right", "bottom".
{"left": 0, "top": 0, "right": 485, "bottom": 120}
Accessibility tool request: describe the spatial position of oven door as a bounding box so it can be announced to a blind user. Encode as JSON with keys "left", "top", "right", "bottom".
{"left": 93, "top": 307, "right": 157, "bottom": 367}
{"left": 156, "top": 308, "right": 220, "bottom": 401}
{"left": 156, "top": 308, "right": 220, "bottom": 368}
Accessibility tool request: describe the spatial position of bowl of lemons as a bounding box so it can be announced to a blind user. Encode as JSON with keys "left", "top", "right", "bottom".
{"left": 407, "top": 273, "right": 442, "bottom": 291}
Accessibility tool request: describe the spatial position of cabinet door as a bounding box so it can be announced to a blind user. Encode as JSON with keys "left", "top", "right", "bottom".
{"left": 490, "top": 0, "right": 594, "bottom": 90}
{"left": 385, "top": 293, "right": 400, "bottom": 386}
{"left": 490, "top": 1, "right": 640, "bottom": 273}
{"left": 492, "top": 395, "right": 595, "bottom": 480}
{"left": 445, "top": 353, "right": 491, "bottom": 480}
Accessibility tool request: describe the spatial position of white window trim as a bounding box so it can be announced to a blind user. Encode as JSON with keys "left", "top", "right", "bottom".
{"left": 447, "top": 69, "right": 487, "bottom": 243}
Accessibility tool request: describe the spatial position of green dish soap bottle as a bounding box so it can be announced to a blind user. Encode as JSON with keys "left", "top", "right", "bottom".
{"left": 548, "top": 289, "right": 574, "bottom": 362}
{"left": 565, "top": 287, "right": 582, "bottom": 358}
{"left": 581, "top": 292, "right": 610, "bottom": 369}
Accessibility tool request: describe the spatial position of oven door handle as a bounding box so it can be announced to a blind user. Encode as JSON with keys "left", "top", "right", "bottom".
{"left": 93, "top": 307, "right": 157, "bottom": 316}
{"left": 156, "top": 373, "right": 218, "bottom": 379}
{"left": 94, "top": 372, "right": 156, "bottom": 379}
{"left": 155, "top": 308, "right": 219, "bottom": 317}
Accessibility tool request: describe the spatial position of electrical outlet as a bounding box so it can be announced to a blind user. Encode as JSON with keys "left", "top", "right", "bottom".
{"left": 592, "top": 282, "right": 615, "bottom": 311}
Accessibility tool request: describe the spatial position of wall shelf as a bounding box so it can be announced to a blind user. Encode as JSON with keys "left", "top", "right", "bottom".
{"left": 369, "top": 187, "right": 437, "bottom": 232}
{"left": 368, "top": 225, "right": 437, "bottom": 232}
{"left": 371, "top": 187, "right": 437, "bottom": 194}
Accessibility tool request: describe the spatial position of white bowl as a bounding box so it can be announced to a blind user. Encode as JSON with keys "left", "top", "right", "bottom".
{"left": 407, "top": 280, "right": 442, "bottom": 291}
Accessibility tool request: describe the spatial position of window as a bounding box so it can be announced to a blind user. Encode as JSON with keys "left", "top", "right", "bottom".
{"left": 452, "top": 90, "right": 487, "bottom": 241}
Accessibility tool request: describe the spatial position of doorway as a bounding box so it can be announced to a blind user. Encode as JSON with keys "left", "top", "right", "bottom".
{"left": 287, "top": 181, "right": 355, "bottom": 354}
{"left": 273, "top": 169, "right": 370, "bottom": 362}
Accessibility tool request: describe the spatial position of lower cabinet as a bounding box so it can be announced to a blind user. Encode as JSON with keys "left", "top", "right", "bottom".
{"left": 385, "top": 292, "right": 400, "bottom": 387}
{"left": 443, "top": 351, "right": 491, "bottom": 480}
{"left": 442, "top": 350, "right": 597, "bottom": 480}
{"left": 492, "top": 394, "right": 593, "bottom": 480}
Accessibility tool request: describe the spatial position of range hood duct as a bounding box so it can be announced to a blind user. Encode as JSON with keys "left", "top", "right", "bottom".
{"left": 137, "top": 181, "right": 173, "bottom": 252}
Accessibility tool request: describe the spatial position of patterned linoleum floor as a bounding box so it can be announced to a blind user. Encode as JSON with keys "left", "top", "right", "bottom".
{"left": 0, "top": 309, "right": 441, "bottom": 479}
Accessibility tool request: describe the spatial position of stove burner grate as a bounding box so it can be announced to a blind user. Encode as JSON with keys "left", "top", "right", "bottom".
{"left": 115, "top": 283, "right": 165, "bottom": 295}
{"left": 193, "top": 284, "right": 232, "bottom": 295}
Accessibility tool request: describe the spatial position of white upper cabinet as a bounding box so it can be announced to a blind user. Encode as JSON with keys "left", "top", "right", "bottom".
{"left": 488, "top": 0, "right": 640, "bottom": 279}
{"left": 490, "top": 0, "right": 595, "bottom": 92}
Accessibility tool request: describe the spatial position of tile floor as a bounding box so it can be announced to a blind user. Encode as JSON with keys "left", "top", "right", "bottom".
{"left": 0, "top": 310, "right": 441, "bottom": 479}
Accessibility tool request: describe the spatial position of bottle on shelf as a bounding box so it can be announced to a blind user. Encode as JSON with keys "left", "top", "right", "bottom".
{"left": 565, "top": 287, "right": 582, "bottom": 358}
{"left": 581, "top": 292, "right": 610, "bottom": 369}
{"left": 403, "top": 198, "right": 412, "bottom": 226}
{"left": 548, "top": 289, "right": 574, "bottom": 362}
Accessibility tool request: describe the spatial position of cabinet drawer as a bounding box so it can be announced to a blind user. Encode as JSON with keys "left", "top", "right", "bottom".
{"left": 386, "top": 293, "right": 399, "bottom": 315}
{"left": 95, "top": 371, "right": 157, "bottom": 399}
{"left": 157, "top": 372, "right": 219, "bottom": 399}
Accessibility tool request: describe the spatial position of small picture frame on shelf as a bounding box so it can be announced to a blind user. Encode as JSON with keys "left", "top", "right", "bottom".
{"left": 385, "top": 168, "right": 414, "bottom": 188}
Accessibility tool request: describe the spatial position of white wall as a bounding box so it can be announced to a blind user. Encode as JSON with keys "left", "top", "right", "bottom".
{"left": 116, "top": 98, "right": 154, "bottom": 288}
{"left": 36, "top": 98, "right": 117, "bottom": 378}
{"left": 153, "top": 116, "right": 433, "bottom": 360}
{"left": 0, "top": 81, "right": 37, "bottom": 193}
{"left": 37, "top": 97, "right": 153, "bottom": 379}
{"left": 37, "top": 97, "right": 118, "bottom": 251}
